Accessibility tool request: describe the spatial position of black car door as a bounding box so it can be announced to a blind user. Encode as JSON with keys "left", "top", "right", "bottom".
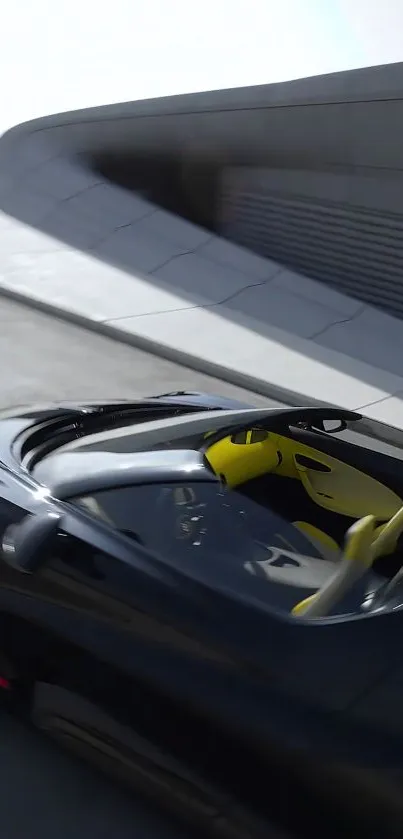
{"left": 0, "top": 506, "right": 251, "bottom": 790}
{"left": 2, "top": 502, "right": 403, "bottom": 839}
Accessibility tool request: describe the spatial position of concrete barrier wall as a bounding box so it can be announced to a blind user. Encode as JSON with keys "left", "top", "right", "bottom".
{"left": 1, "top": 61, "right": 403, "bottom": 315}
{"left": 219, "top": 167, "right": 403, "bottom": 317}
{"left": 2, "top": 60, "right": 403, "bottom": 164}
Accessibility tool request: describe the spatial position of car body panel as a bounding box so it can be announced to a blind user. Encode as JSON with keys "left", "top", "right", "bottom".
{"left": 1, "top": 394, "right": 403, "bottom": 835}
{"left": 34, "top": 448, "right": 214, "bottom": 498}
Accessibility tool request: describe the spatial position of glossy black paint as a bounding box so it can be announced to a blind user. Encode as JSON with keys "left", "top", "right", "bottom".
{"left": 1, "top": 393, "right": 403, "bottom": 838}
{"left": 34, "top": 448, "right": 214, "bottom": 499}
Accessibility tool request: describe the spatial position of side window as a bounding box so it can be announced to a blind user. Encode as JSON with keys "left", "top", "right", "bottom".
{"left": 72, "top": 485, "right": 161, "bottom": 547}
{"left": 69, "top": 482, "right": 234, "bottom": 570}
{"left": 71, "top": 483, "right": 202, "bottom": 554}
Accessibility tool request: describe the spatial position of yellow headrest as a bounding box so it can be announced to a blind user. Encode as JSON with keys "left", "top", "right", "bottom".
{"left": 205, "top": 430, "right": 279, "bottom": 488}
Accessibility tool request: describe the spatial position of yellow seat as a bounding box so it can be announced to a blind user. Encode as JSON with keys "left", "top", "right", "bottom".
{"left": 293, "top": 453, "right": 401, "bottom": 520}
{"left": 292, "top": 515, "right": 377, "bottom": 618}
{"left": 205, "top": 426, "right": 403, "bottom": 564}
{"left": 293, "top": 521, "right": 340, "bottom": 561}
{"left": 208, "top": 428, "right": 402, "bottom": 519}
{"left": 205, "top": 429, "right": 280, "bottom": 488}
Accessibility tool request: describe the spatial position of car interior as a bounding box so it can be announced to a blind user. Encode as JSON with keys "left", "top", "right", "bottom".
{"left": 63, "top": 410, "right": 403, "bottom": 619}
{"left": 202, "top": 420, "right": 403, "bottom": 614}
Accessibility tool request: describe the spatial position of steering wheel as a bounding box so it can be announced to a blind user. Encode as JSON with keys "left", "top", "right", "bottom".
{"left": 292, "top": 505, "right": 403, "bottom": 619}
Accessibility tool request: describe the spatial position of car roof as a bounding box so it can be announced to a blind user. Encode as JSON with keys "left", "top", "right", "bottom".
{"left": 34, "top": 448, "right": 216, "bottom": 499}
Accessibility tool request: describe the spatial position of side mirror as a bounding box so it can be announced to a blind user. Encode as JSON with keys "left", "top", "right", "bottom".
{"left": 2, "top": 512, "right": 62, "bottom": 573}
{"left": 311, "top": 418, "right": 347, "bottom": 434}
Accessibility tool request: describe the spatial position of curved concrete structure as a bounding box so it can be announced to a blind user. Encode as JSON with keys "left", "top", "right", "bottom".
{"left": 1, "top": 63, "right": 403, "bottom": 429}
{"left": 1, "top": 61, "right": 403, "bottom": 313}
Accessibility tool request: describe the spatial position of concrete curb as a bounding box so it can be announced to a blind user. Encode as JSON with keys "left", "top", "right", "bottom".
{"left": 6, "top": 282, "right": 403, "bottom": 449}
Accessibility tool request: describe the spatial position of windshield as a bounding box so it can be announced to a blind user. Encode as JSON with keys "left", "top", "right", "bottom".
{"left": 71, "top": 480, "right": 340, "bottom": 611}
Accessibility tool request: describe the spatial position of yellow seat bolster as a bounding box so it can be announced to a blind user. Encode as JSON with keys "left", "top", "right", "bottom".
{"left": 292, "top": 515, "right": 377, "bottom": 618}
{"left": 273, "top": 432, "right": 402, "bottom": 521}
{"left": 371, "top": 522, "right": 396, "bottom": 558}
{"left": 296, "top": 462, "right": 401, "bottom": 521}
{"left": 371, "top": 506, "right": 403, "bottom": 559}
{"left": 205, "top": 434, "right": 279, "bottom": 488}
{"left": 342, "top": 515, "right": 377, "bottom": 568}
{"left": 292, "top": 593, "right": 317, "bottom": 616}
{"left": 293, "top": 521, "right": 340, "bottom": 560}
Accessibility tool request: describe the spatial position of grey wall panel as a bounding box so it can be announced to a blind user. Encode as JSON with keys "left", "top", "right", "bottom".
{"left": 2, "top": 62, "right": 403, "bottom": 316}
{"left": 219, "top": 167, "right": 403, "bottom": 317}
{"left": 2, "top": 61, "right": 403, "bottom": 167}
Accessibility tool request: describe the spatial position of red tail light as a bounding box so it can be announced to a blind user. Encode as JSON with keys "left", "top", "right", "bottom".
{"left": 0, "top": 676, "right": 11, "bottom": 690}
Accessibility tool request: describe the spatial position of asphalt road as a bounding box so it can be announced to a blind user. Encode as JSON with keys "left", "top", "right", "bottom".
{"left": 0, "top": 297, "right": 274, "bottom": 409}
{"left": 0, "top": 297, "right": 278, "bottom": 839}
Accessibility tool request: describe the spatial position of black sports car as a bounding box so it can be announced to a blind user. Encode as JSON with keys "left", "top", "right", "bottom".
{"left": 2, "top": 391, "right": 403, "bottom": 838}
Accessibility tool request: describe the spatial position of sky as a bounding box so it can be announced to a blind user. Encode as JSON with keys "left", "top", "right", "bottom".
{"left": 1, "top": 0, "right": 403, "bottom": 132}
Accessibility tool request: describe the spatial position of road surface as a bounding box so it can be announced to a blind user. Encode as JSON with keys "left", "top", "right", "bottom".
{"left": 0, "top": 297, "right": 274, "bottom": 409}
{"left": 0, "top": 297, "right": 277, "bottom": 839}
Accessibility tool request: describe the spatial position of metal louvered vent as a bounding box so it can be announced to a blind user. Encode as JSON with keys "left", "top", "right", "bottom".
{"left": 220, "top": 171, "right": 403, "bottom": 319}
